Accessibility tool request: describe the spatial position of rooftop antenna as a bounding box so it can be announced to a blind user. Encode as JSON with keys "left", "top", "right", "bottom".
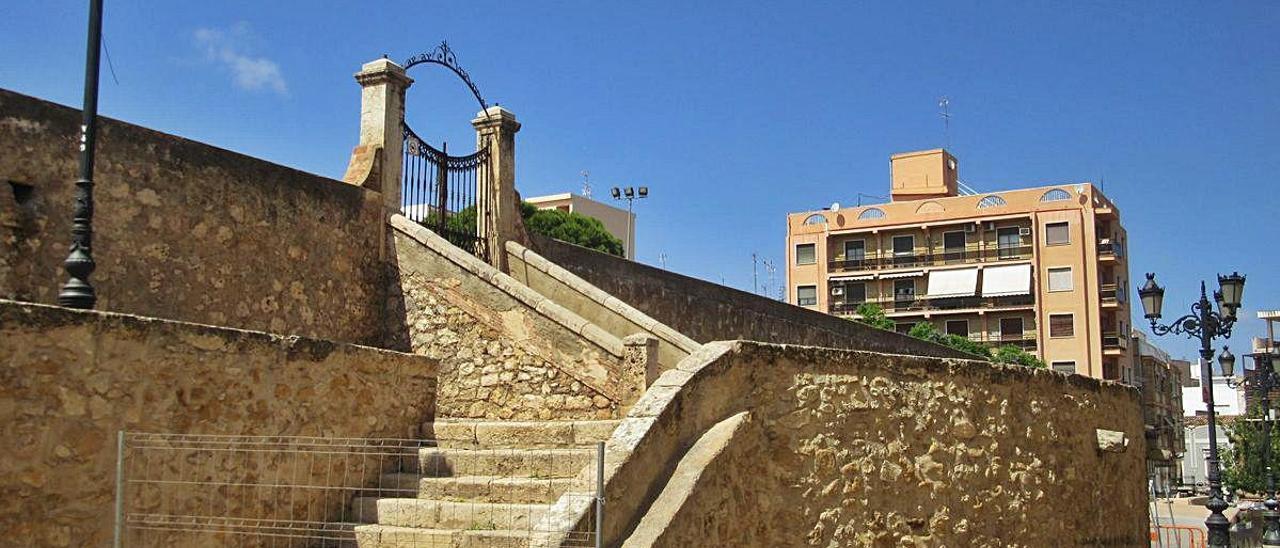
{"left": 580, "top": 170, "right": 591, "bottom": 198}
{"left": 659, "top": 252, "right": 668, "bottom": 269}
{"left": 938, "top": 96, "right": 951, "bottom": 149}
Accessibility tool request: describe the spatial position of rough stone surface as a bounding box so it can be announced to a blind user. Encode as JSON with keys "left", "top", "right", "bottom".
{"left": 0, "top": 299, "right": 438, "bottom": 548}
{"left": 0, "top": 89, "right": 386, "bottom": 345}
{"left": 385, "top": 222, "right": 626, "bottom": 420}
{"left": 584, "top": 342, "right": 1146, "bottom": 547}
{"left": 530, "top": 234, "right": 975, "bottom": 360}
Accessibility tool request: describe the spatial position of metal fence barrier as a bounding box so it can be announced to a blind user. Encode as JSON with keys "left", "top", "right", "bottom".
{"left": 113, "top": 431, "right": 603, "bottom": 547}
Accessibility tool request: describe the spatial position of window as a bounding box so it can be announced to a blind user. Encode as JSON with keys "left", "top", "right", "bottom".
{"left": 999, "top": 317, "right": 1024, "bottom": 340}
{"left": 803, "top": 214, "right": 827, "bottom": 225}
{"left": 943, "top": 231, "right": 966, "bottom": 262}
{"left": 1047, "top": 267, "right": 1074, "bottom": 292}
{"left": 945, "top": 319, "right": 970, "bottom": 337}
{"left": 1045, "top": 222, "right": 1070, "bottom": 246}
{"left": 895, "top": 323, "right": 913, "bottom": 334}
{"left": 845, "top": 282, "right": 867, "bottom": 303}
{"left": 1051, "top": 361, "right": 1076, "bottom": 374}
{"left": 795, "top": 243, "right": 816, "bottom": 265}
{"left": 1040, "top": 189, "right": 1072, "bottom": 202}
{"left": 1049, "top": 314, "right": 1075, "bottom": 337}
{"left": 796, "top": 285, "right": 817, "bottom": 306}
{"left": 844, "top": 240, "right": 865, "bottom": 262}
{"left": 892, "top": 235, "right": 915, "bottom": 265}
{"left": 977, "top": 195, "right": 1008, "bottom": 208}
{"left": 893, "top": 279, "right": 915, "bottom": 303}
{"left": 858, "top": 208, "right": 885, "bottom": 220}
{"left": 997, "top": 227, "right": 1021, "bottom": 259}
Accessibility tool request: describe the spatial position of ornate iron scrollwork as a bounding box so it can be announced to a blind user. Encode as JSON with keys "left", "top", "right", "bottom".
{"left": 403, "top": 41, "right": 489, "bottom": 112}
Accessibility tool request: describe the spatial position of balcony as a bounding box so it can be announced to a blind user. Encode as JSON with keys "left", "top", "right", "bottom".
{"left": 1102, "top": 331, "right": 1129, "bottom": 354}
{"left": 980, "top": 332, "right": 1039, "bottom": 350}
{"left": 828, "top": 245, "right": 1034, "bottom": 273}
{"left": 1100, "top": 284, "right": 1122, "bottom": 307}
{"left": 829, "top": 294, "right": 1035, "bottom": 316}
{"left": 1097, "top": 240, "right": 1124, "bottom": 260}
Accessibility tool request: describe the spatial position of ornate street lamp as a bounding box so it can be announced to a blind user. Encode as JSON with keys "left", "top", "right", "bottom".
{"left": 57, "top": 0, "right": 105, "bottom": 309}
{"left": 1139, "top": 272, "right": 1246, "bottom": 548}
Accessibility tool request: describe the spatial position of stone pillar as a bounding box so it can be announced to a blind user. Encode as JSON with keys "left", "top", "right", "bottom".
{"left": 622, "top": 334, "right": 660, "bottom": 409}
{"left": 342, "top": 58, "right": 413, "bottom": 212}
{"left": 472, "top": 106, "right": 521, "bottom": 271}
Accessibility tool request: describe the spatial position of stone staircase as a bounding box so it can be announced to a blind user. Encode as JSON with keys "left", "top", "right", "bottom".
{"left": 351, "top": 419, "right": 616, "bottom": 547}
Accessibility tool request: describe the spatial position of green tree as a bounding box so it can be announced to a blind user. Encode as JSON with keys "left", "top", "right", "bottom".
{"left": 991, "top": 345, "right": 1046, "bottom": 368}
{"left": 424, "top": 203, "right": 625, "bottom": 257}
{"left": 853, "top": 302, "right": 896, "bottom": 330}
{"left": 1223, "top": 413, "right": 1280, "bottom": 496}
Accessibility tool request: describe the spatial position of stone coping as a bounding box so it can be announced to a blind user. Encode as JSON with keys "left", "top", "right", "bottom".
{"left": 390, "top": 215, "right": 623, "bottom": 358}
{"left": 505, "top": 241, "right": 701, "bottom": 355}
{"left": 0, "top": 298, "right": 428, "bottom": 363}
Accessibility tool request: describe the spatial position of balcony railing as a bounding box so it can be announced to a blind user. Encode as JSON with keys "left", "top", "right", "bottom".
{"left": 1100, "top": 283, "right": 1124, "bottom": 305}
{"left": 828, "top": 245, "right": 1033, "bottom": 273}
{"left": 1102, "top": 331, "right": 1129, "bottom": 350}
{"left": 829, "top": 294, "right": 1035, "bottom": 315}
{"left": 1097, "top": 240, "right": 1124, "bottom": 259}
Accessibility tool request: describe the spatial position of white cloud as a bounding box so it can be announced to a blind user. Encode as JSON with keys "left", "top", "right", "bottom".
{"left": 194, "top": 23, "right": 287, "bottom": 96}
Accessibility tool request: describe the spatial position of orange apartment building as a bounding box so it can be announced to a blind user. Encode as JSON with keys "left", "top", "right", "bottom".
{"left": 786, "top": 149, "right": 1134, "bottom": 382}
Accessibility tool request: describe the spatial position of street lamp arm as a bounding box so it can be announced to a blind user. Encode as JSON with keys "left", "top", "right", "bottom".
{"left": 1148, "top": 298, "right": 1235, "bottom": 340}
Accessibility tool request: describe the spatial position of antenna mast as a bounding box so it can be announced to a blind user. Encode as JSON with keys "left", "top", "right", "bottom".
{"left": 580, "top": 170, "right": 591, "bottom": 198}
{"left": 938, "top": 96, "right": 951, "bottom": 149}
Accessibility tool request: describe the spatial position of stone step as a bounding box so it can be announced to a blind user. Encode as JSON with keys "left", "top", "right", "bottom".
{"left": 381, "top": 473, "right": 575, "bottom": 504}
{"left": 353, "top": 524, "right": 551, "bottom": 548}
{"left": 413, "top": 447, "right": 595, "bottom": 479}
{"left": 426, "top": 419, "right": 619, "bottom": 449}
{"left": 352, "top": 497, "right": 550, "bottom": 531}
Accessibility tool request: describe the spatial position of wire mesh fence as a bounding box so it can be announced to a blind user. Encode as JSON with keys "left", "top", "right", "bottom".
{"left": 114, "top": 432, "right": 603, "bottom": 547}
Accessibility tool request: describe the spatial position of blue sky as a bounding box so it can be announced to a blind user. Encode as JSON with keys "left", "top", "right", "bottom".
{"left": 2, "top": 1, "right": 1276, "bottom": 362}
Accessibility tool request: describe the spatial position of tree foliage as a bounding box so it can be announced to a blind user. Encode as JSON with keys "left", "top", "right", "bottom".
{"left": 1223, "top": 412, "right": 1280, "bottom": 496}
{"left": 429, "top": 203, "right": 625, "bottom": 257}
{"left": 850, "top": 305, "right": 1044, "bottom": 367}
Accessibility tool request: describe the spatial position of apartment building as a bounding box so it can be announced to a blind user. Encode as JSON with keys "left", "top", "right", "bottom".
{"left": 1132, "top": 330, "right": 1185, "bottom": 493}
{"left": 786, "top": 149, "right": 1134, "bottom": 381}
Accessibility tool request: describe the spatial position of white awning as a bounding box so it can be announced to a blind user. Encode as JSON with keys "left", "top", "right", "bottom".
{"left": 927, "top": 268, "right": 979, "bottom": 298}
{"left": 879, "top": 270, "right": 924, "bottom": 280}
{"left": 830, "top": 274, "right": 874, "bottom": 281}
{"left": 982, "top": 264, "right": 1032, "bottom": 297}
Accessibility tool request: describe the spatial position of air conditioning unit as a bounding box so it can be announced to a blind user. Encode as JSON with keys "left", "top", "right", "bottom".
{"left": 983, "top": 221, "right": 995, "bottom": 231}
{"left": 964, "top": 224, "right": 977, "bottom": 234}
{"left": 831, "top": 287, "right": 844, "bottom": 296}
{"left": 1019, "top": 227, "right": 1032, "bottom": 236}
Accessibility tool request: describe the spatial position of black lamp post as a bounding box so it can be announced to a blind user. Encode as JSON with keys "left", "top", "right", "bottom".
{"left": 1226, "top": 346, "right": 1280, "bottom": 546}
{"left": 1139, "top": 271, "right": 1246, "bottom": 548}
{"left": 58, "top": 0, "right": 104, "bottom": 309}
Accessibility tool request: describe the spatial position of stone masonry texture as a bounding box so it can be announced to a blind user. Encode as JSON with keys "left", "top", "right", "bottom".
{"left": 0, "top": 89, "right": 387, "bottom": 345}
{"left": 531, "top": 234, "right": 974, "bottom": 360}
{"left": 604, "top": 342, "right": 1147, "bottom": 547}
{"left": 0, "top": 299, "right": 438, "bottom": 547}
{"left": 384, "top": 227, "right": 623, "bottom": 421}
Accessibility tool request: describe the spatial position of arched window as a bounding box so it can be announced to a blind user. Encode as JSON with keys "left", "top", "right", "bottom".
{"left": 915, "top": 201, "right": 944, "bottom": 214}
{"left": 977, "top": 195, "right": 1007, "bottom": 209}
{"left": 1040, "top": 189, "right": 1071, "bottom": 202}
{"left": 857, "top": 208, "right": 886, "bottom": 220}
{"left": 802, "top": 214, "right": 827, "bottom": 225}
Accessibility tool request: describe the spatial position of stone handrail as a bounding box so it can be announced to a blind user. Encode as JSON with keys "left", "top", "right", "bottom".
{"left": 505, "top": 240, "right": 700, "bottom": 372}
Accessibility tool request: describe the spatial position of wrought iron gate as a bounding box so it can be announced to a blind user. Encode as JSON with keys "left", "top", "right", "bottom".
{"left": 401, "top": 123, "right": 490, "bottom": 259}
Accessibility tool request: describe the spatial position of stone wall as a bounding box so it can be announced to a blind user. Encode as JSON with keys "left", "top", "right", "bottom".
{"left": 531, "top": 235, "right": 972, "bottom": 360}
{"left": 583, "top": 341, "right": 1146, "bottom": 547}
{"left": 0, "top": 88, "right": 386, "bottom": 345}
{"left": 385, "top": 216, "right": 639, "bottom": 421}
{"left": 505, "top": 241, "right": 700, "bottom": 372}
{"left": 0, "top": 299, "right": 438, "bottom": 547}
